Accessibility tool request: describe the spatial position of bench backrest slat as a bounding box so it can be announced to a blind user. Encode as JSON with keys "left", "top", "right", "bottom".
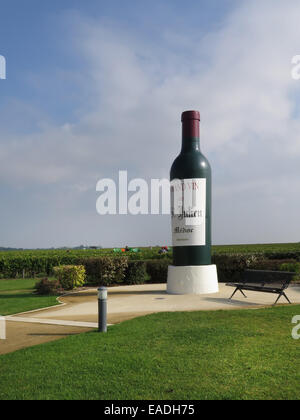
{"left": 243, "top": 270, "right": 294, "bottom": 290}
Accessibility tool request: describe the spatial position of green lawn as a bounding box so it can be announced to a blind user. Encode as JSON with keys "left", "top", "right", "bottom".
{"left": 0, "top": 278, "right": 60, "bottom": 316}
{"left": 0, "top": 305, "right": 300, "bottom": 400}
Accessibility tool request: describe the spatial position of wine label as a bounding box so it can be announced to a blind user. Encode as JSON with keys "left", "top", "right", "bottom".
{"left": 171, "top": 178, "right": 206, "bottom": 246}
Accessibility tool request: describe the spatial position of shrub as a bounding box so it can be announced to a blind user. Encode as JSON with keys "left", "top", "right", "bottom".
{"left": 53, "top": 265, "right": 86, "bottom": 290}
{"left": 145, "top": 259, "right": 170, "bottom": 283}
{"left": 280, "top": 262, "right": 300, "bottom": 282}
{"left": 81, "top": 257, "right": 128, "bottom": 286}
{"left": 262, "top": 252, "right": 300, "bottom": 261}
{"left": 125, "top": 261, "right": 150, "bottom": 285}
{"left": 35, "top": 278, "right": 63, "bottom": 295}
{"left": 280, "top": 262, "right": 300, "bottom": 273}
{"left": 248, "top": 258, "right": 298, "bottom": 271}
{"left": 212, "top": 255, "right": 300, "bottom": 283}
{"left": 113, "top": 257, "right": 129, "bottom": 284}
{"left": 80, "top": 258, "right": 103, "bottom": 284}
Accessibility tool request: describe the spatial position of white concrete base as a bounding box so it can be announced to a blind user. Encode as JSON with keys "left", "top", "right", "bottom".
{"left": 167, "top": 264, "right": 219, "bottom": 295}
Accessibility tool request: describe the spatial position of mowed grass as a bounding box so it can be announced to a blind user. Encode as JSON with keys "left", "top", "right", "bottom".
{"left": 0, "top": 278, "right": 59, "bottom": 316}
{"left": 0, "top": 306, "right": 300, "bottom": 400}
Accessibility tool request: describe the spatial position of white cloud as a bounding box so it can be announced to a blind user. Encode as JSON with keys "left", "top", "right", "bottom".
{"left": 1, "top": 0, "right": 300, "bottom": 245}
{"left": 2, "top": 1, "right": 300, "bottom": 181}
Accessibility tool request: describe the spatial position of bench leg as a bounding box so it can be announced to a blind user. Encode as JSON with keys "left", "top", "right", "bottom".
{"left": 274, "top": 294, "right": 282, "bottom": 305}
{"left": 282, "top": 292, "right": 292, "bottom": 304}
{"left": 229, "top": 287, "right": 247, "bottom": 300}
{"left": 274, "top": 292, "right": 292, "bottom": 306}
{"left": 229, "top": 288, "right": 238, "bottom": 300}
{"left": 240, "top": 289, "right": 247, "bottom": 298}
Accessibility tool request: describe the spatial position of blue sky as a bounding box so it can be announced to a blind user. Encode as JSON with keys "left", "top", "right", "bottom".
{"left": 0, "top": 0, "right": 235, "bottom": 122}
{"left": 1, "top": 0, "right": 300, "bottom": 248}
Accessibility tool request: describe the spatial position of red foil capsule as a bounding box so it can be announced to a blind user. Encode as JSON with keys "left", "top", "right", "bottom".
{"left": 182, "top": 110, "right": 200, "bottom": 139}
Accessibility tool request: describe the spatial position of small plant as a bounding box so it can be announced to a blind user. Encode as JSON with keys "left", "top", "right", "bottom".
{"left": 53, "top": 265, "right": 86, "bottom": 290}
{"left": 35, "top": 278, "right": 63, "bottom": 295}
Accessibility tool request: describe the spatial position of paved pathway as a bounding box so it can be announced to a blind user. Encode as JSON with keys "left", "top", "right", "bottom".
{"left": 0, "top": 321, "right": 92, "bottom": 356}
{"left": 11, "top": 283, "right": 300, "bottom": 324}
{"left": 5, "top": 316, "right": 98, "bottom": 328}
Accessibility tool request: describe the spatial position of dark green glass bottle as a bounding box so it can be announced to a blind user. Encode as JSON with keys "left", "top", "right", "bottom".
{"left": 170, "top": 111, "right": 212, "bottom": 266}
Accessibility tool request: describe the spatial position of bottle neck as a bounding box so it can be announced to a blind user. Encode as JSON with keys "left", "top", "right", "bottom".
{"left": 181, "top": 119, "right": 200, "bottom": 152}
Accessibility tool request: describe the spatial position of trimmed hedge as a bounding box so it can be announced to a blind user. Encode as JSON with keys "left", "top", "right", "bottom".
{"left": 1, "top": 248, "right": 300, "bottom": 279}
{"left": 145, "top": 259, "right": 170, "bottom": 284}
{"left": 3, "top": 253, "right": 300, "bottom": 286}
{"left": 247, "top": 258, "right": 298, "bottom": 271}
{"left": 0, "top": 250, "right": 172, "bottom": 278}
{"left": 212, "top": 256, "right": 300, "bottom": 283}
{"left": 279, "top": 262, "right": 300, "bottom": 273}
{"left": 81, "top": 257, "right": 169, "bottom": 286}
{"left": 81, "top": 257, "right": 128, "bottom": 286}
{"left": 212, "top": 254, "right": 261, "bottom": 283}
{"left": 0, "top": 255, "right": 82, "bottom": 279}
{"left": 125, "top": 261, "right": 150, "bottom": 285}
{"left": 260, "top": 252, "right": 300, "bottom": 260}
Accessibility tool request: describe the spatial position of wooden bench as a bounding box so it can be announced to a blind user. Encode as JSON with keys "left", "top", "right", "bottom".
{"left": 226, "top": 270, "right": 295, "bottom": 305}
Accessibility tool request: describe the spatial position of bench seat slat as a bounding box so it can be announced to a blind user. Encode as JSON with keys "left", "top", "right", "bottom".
{"left": 227, "top": 282, "right": 286, "bottom": 290}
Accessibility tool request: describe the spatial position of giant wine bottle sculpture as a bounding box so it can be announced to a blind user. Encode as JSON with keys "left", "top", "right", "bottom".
{"left": 167, "top": 111, "right": 219, "bottom": 295}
